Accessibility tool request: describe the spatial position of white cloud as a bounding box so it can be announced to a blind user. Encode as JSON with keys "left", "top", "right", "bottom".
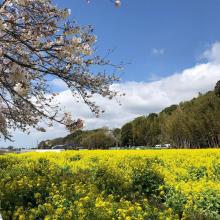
{"left": 202, "top": 42, "right": 220, "bottom": 64}
{"left": 152, "top": 48, "right": 165, "bottom": 55}
{"left": 50, "top": 78, "right": 68, "bottom": 90}
{"left": 1, "top": 42, "right": 220, "bottom": 148}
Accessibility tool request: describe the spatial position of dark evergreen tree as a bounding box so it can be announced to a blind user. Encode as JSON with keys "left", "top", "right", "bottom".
{"left": 214, "top": 80, "right": 220, "bottom": 98}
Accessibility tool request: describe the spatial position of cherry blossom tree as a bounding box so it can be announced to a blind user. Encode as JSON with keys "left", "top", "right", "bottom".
{"left": 0, "top": 0, "right": 121, "bottom": 140}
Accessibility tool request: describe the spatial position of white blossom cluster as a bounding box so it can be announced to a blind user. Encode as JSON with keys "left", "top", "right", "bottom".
{"left": 0, "top": 0, "right": 120, "bottom": 139}
{"left": 87, "top": 0, "right": 121, "bottom": 7}
{"left": 114, "top": 0, "right": 121, "bottom": 7}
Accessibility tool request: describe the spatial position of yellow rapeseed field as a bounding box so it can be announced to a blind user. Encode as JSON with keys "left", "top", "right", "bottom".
{"left": 0, "top": 149, "right": 220, "bottom": 220}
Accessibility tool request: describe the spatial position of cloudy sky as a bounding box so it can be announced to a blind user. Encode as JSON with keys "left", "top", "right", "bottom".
{"left": 1, "top": 0, "right": 220, "bottom": 148}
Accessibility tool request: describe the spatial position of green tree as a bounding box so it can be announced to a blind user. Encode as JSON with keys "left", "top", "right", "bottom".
{"left": 121, "top": 123, "right": 133, "bottom": 147}
{"left": 145, "top": 113, "right": 161, "bottom": 146}
{"left": 160, "top": 105, "right": 178, "bottom": 116}
{"left": 112, "top": 128, "right": 122, "bottom": 147}
{"left": 132, "top": 116, "right": 147, "bottom": 146}
{"left": 214, "top": 80, "right": 220, "bottom": 98}
{"left": 81, "top": 129, "right": 115, "bottom": 149}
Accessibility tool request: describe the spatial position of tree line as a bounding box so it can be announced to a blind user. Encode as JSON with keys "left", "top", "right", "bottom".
{"left": 39, "top": 87, "right": 220, "bottom": 149}
{"left": 121, "top": 91, "right": 220, "bottom": 148}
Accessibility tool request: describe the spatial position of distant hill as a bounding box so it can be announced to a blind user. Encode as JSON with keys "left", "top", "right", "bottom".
{"left": 38, "top": 128, "right": 117, "bottom": 149}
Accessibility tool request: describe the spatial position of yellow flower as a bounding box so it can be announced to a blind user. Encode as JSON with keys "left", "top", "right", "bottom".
{"left": 19, "top": 215, "right": 26, "bottom": 220}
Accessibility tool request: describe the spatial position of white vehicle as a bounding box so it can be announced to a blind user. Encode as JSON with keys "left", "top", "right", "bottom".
{"left": 155, "top": 144, "right": 162, "bottom": 148}
{"left": 155, "top": 144, "right": 171, "bottom": 149}
{"left": 163, "top": 144, "right": 171, "bottom": 148}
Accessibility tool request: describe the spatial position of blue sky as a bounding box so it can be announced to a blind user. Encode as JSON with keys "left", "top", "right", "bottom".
{"left": 56, "top": 0, "right": 220, "bottom": 81}
{"left": 1, "top": 0, "right": 220, "bottom": 148}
